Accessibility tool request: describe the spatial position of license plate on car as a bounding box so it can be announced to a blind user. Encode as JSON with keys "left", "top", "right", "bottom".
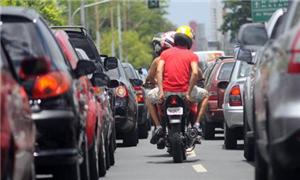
{"left": 167, "top": 107, "right": 183, "bottom": 115}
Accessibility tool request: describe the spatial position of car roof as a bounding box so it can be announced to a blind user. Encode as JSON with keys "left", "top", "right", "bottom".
{"left": 0, "top": 6, "right": 40, "bottom": 21}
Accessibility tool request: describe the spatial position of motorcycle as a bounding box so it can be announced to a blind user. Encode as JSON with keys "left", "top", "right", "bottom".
{"left": 157, "top": 94, "right": 200, "bottom": 163}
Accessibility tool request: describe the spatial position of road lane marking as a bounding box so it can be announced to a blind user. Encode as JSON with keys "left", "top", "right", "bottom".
{"left": 186, "top": 149, "right": 196, "bottom": 158}
{"left": 192, "top": 164, "right": 207, "bottom": 173}
{"left": 36, "top": 174, "right": 53, "bottom": 179}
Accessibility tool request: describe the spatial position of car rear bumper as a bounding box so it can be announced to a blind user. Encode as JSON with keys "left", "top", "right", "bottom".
{"left": 32, "top": 110, "right": 81, "bottom": 151}
{"left": 34, "top": 148, "right": 79, "bottom": 166}
{"left": 137, "top": 104, "right": 147, "bottom": 125}
{"left": 223, "top": 105, "right": 243, "bottom": 128}
{"left": 114, "top": 106, "right": 135, "bottom": 133}
{"left": 206, "top": 109, "right": 224, "bottom": 124}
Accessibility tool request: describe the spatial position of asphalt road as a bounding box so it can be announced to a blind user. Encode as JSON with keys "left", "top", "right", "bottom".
{"left": 103, "top": 130, "right": 254, "bottom": 180}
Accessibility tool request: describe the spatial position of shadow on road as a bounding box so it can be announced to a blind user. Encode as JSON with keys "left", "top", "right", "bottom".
{"left": 145, "top": 154, "right": 171, "bottom": 158}
{"left": 147, "top": 158, "right": 201, "bottom": 164}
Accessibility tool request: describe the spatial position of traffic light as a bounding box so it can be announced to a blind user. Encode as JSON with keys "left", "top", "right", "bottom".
{"left": 148, "top": 0, "right": 159, "bottom": 9}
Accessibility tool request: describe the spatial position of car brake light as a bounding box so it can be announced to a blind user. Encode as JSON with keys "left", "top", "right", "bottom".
{"left": 208, "top": 91, "right": 218, "bottom": 100}
{"left": 116, "top": 86, "right": 128, "bottom": 98}
{"left": 133, "top": 86, "right": 142, "bottom": 91}
{"left": 229, "top": 85, "right": 242, "bottom": 106}
{"left": 32, "top": 71, "right": 71, "bottom": 99}
{"left": 288, "top": 29, "right": 300, "bottom": 73}
{"left": 136, "top": 94, "right": 144, "bottom": 103}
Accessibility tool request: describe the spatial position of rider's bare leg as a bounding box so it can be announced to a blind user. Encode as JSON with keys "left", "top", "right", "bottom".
{"left": 195, "top": 96, "right": 209, "bottom": 126}
{"left": 146, "top": 99, "right": 160, "bottom": 127}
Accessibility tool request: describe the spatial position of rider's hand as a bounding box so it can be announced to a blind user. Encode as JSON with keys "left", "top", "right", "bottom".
{"left": 158, "top": 91, "right": 164, "bottom": 103}
{"left": 185, "top": 92, "right": 192, "bottom": 102}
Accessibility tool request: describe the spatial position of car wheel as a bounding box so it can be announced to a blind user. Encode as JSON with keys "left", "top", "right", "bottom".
{"left": 243, "top": 112, "right": 254, "bottom": 161}
{"left": 224, "top": 123, "right": 237, "bottom": 149}
{"left": 80, "top": 134, "right": 90, "bottom": 180}
{"left": 255, "top": 144, "right": 268, "bottom": 180}
{"left": 109, "top": 132, "right": 115, "bottom": 166}
{"left": 105, "top": 136, "right": 111, "bottom": 170}
{"left": 98, "top": 132, "right": 107, "bottom": 177}
{"left": 88, "top": 135, "right": 100, "bottom": 180}
{"left": 138, "top": 123, "right": 149, "bottom": 139}
{"left": 123, "top": 125, "right": 139, "bottom": 147}
{"left": 202, "top": 116, "right": 214, "bottom": 140}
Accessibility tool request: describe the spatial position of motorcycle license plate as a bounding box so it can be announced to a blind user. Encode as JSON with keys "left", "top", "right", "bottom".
{"left": 167, "top": 107, "right": 183, "bottom": 115}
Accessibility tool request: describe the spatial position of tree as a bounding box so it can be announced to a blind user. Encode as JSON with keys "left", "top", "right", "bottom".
{"left": 0, "top": 0, "right": 66, "bottom": 25}
{"left": 220, "top": 0, "right": 251, "bottom": 42}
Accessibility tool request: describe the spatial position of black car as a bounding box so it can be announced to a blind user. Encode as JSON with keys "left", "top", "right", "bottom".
{"left": 106, "top": 60, "right": 139, "bottom": 146}
{"left": 122, "top": 62, "right": 149, "bottom": 139}
{"left": 0, "top": 7, "right": 96, "bottom": 179}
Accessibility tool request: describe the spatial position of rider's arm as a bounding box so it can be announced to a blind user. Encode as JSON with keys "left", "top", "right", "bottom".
{"left": 187, "top": 61, "right": 199, "bottom": 95}
{"left": 145, "top": 57, "right": 160, "bottom": 84}
{"left": 157, "top": 59, "right": 165, "bottom": 94}
{"left": 198, "top": 67, "right": 204, "bottom": 80}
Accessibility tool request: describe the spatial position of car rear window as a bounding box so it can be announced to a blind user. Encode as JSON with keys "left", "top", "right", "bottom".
{"left": 123, "top": 65, "right": 138, "bottom": 79}
{"left": 237, "top": 61, "right": 251, "bottom": 79}
{"left": 217, "top": 62, "right": 234, "bottom": 81}
{"left": 106, "top": 66, "right": 120, "bottom": 80}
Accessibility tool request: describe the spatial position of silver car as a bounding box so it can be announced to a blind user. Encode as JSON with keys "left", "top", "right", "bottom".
{"left": 221, "top": 60, "right": 251, "bottom": 149}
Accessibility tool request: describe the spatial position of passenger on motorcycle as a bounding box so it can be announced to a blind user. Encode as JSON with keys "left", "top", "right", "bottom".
{"left": 147, "top": 26, "right": 209, "bottom": 145}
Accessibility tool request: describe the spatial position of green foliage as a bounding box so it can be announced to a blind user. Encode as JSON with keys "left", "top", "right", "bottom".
{"left": 0, "top": 0, "right": 65, "bottom": 25}
{"left": 100, "top": 30, "right": 152, "bottom": 68}
{"left": 220, "top": 0, "right": 251, "bottom": 42}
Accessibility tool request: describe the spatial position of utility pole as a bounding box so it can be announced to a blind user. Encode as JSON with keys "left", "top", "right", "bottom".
{"left": 68, "top": 0, "right": 72, "bottom": 25}
{"left": 117, "top": 1, "right": 123, "bottom": 61}
{"left": 80, "top": 0, "right": 85, "bottom": 27}
{"left": 110, "top": 1, "right": 116, "bottom": 57}
{"left": 95, "top": 2, "right": 100, "bottom": 52}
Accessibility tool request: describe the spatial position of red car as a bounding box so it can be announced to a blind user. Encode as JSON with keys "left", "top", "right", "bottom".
{"left": 203, "top": 57, "right": 235, "bottom": 139}
{"left": 54, "top": 30, "right": 109, "bottom": 177}
{"left": 0, "top": 42, "right": 36, "bottom": 180}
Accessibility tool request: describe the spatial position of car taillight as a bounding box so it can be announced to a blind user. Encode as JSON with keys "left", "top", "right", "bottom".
{"left": 133, "top": 86, "right": 142, "bottom": 91}
{"left": 208, "top": 91, "right": 218, "bottom": 100}
{"left": 116, "top": 86, "right": 128, "bottom": 98}
{"left": 229, "top": 85, "right": 242, "bottom": 106}
{"left": 288, "top": 30, "right": 300, "bottom": 73}
{"left": 32, "top": 71, "right": 71, "bottom": 99}
{"left": 136, "top": 94, "right": 144, "bottom": 103}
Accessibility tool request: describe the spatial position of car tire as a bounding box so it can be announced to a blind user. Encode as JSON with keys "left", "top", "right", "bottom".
{"left": 138, "top": 123, "right": 149, "bottom": 139}
{"left": 224, "top": 123, "right": 237, "bottom": 149}
{"left": 202, "top": 116, "right": 215, "bottom": 140}
{"left": 109, "top": 132, "right": 115, "bottom": 166}
{"left": 243, "top": 112, "right": 254, "bottom": 161}
{"left": 88, "top": 136, "right": 100, "bottom": 180}
{"left": 123, "top": 125, "right": 139, "bottom": 147}
{"left": 255, "top": 144, "right": 268, "bottom": 180}
{"left": 98, "top": 132, "right": 107, "bottom": 177}
{"left": 105, "top": 136, "right": 111, "bottom": 170}
{"left": 80, "top": 135, "right": 90, "bottom": 180}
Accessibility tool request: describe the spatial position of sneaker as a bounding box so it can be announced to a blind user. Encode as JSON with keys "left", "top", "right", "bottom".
{"left": 150, "top": 127, "right": 163, "bottom": 144}
{"left": 157, "top": 138, "right": 165, "bottom": 149}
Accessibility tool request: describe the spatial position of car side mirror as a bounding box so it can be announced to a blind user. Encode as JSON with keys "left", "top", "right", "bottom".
{"left": 217, "top": 81, "right": 229, "bottom": 90}
{"left": 108, "top": 79, "right": 119, "bottom": 88}
{"left": 74, "top": 60, "right": 97, "bottom": 78}
{"left": 235, "top": 48, "right": 253, "bottom": 64}
{"left": 130, "top": 79, "right": 143, "bottom": 86}
{"left": 104, "top": 57, "right": 118, "bottom": 70}
{"left": 20, "top": 56, "right": 50, "bottom": 79}
{"left": 90, "top": 72, "right": 110, "bottom": 87}
{"left": 238, "top": 23, "right": 268, "bottom": 50}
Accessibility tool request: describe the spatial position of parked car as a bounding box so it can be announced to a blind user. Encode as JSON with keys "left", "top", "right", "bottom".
{"left": 241, "top": 8, "right": 287, "bottom": 162}
{"left": 53, "top": 29, "right": 111, "bottom": 178}
{"left": 0, "top": 41, "right": 36, "bottom": 180}
{"left": 122, "top": 62, "right": 148, "bottom": 139}
{"left": 0, "top": 7, "right": 96, "bottom": 179}
{"left": 106, "top": 60, "right": 139, "bottom": 146}
{"left": 202, "top": 57, "right": 235, "bottom": 139}
{"left": 238, "top": 2, "right": 300, "bottom": 179}
{"left": 218, "top": 60, "right": 251, "bottom": 149}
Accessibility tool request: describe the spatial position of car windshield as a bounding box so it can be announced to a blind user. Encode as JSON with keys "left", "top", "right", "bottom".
{"left": 217, "top": 62, "right": 235, "bottom": 81}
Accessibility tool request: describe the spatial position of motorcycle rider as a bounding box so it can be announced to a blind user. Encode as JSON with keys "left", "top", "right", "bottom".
{"left": 145, "top": 31, "right": 176, "bottom": 138}
{"left": 149, "top": 26, "right": 209, "bottom": 145}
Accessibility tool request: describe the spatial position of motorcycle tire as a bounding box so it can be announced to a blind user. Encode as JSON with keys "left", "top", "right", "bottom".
{"left": 171, "top": 133, "right": 185, "bottom": 163}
